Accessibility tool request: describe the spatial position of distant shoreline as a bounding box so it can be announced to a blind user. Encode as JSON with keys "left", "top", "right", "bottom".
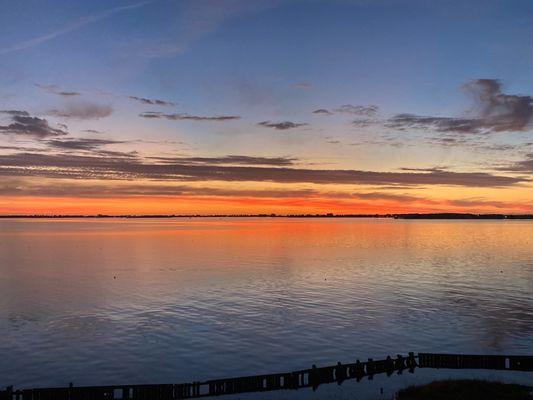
{"left": 0, "top": 213, "right": 532, "bottom": 220}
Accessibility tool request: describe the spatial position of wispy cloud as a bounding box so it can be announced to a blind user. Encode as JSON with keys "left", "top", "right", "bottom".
{"left": 149, "top": 155, "right": 297, "bottom": 166}
{"left": 0, "top": 1, "right": 152, "bottom": 55}
{"left": 35, "top": 84, "right": 80, "bottom": 97}
{"left": 46, "top": 138, "right": 125, "bottom": 151}
{"left": 0, "top": 180, "right": 318, "bottom": 199}
{"left": 257, "top": 121, "right": 308, "bottom": 130}
{"left": 351, "top": 118, "right": 379, "bottom": 128}
{"left": 140, "top": 111, "right": 240, "bottom": 121}
{"left": 292, "top": 82, "right": 311, "bottom": 89}
{"left": 49, "top": 101, "right": 113, "bottom": 120}
{"left": 312, "top": 109, "right": 334, "bottom": 116}
{"left": 143, "top": 0, "right": 281, "bottom": 57}
{"left": 129, "top": 96, "right": 175, "bottom": 107}
{"left": 334, "top": 104, "right": 379, "bottom": 116}
{"left": 312, "top": 105, "right": 379, "bottom": 118}
{"left": 497, "top": 153, "right": 533, "bottom": 173}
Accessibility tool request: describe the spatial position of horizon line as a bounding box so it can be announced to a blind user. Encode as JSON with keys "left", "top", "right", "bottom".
{"left": 0, "top": 213, "right": 532, "bottom": 220}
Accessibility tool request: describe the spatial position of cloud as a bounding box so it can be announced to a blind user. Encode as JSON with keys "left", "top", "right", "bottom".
{"left": 140, "top": 111, "right": 240, "bottom": 121}
{"left": 257, "top": 121, "right": 308, "bottom": 130}
{"left": 399, "top": 167, "right": 449, "bottom": 172}
{"left": 352, "top": 118, "right": 379, "bottom": 128}
{"left": 1, "top": 179, "right": 530, "bottom": 213}
{"left": 464, "top": 79, "right": 533, "bottom": 131}
{"left": 0, "top": 111, "right": 68, "bottom": 138}
{"left": 36, "top": 84, "right": 80, "bottom": 97}
{"left": 129, "top": 96, "right": 175, "bottom": 107}
{"left": 149, "top": 155, "right": 297, "bottom": 166}
{"left": 349, "top": 191, "right": 531, "bottom": 211}
{"left": 0, "top": 145, "right": 45, "bottom": 152}
{"left": 0, "top": 152, "right": 525, "bottom": 187}
{"left": 46, "top": 138, "right": 125, "bottom": 151}
{"left": 426, "top": 135, "right": 472, "bottom": 147}
{"left": 312, "top": 109, "right": 333, "bottom": 116}
{"left": 292, "top": 82, "right": 311, "bottom": 89}
{"left": 0, "top": 1, "right": 153, "bottom": 55}
{"left": 424, "top": 134, "right": 519, "bottom": 152}
{"left": 351, "top": 192, "right": 422, "bottom": 202}
{"left": 497, "top": 154, "right": 533, "bottom": 173}
{"left": 386, "top": 114, "right": 483, "bottom": 133}
{"left": 334, "top": 104, "right": 379, "bottom": 116}
{"left": 49, "top": 101, "right": 113, "bottom": 120}
{"left": 312, "top": 105, "right": 379, "bottom": 118}
{"left": 386, "top": 79, "right": 533, "bottom": 134}
{"left": 0, "top": 181, "right": 319, "bottom": 199}
{"left": 445, "top": 198, "right": 523, "bottom": 210}
{"left": 1, "top": 110, "right": 30, "bottom": 117}
{"left": 142, "top": 0, "right": 281, "bottom": 57}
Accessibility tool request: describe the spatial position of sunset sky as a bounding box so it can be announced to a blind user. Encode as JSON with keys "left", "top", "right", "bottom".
{"left": 0, "top": 0, "right": 532, "bottom": 215}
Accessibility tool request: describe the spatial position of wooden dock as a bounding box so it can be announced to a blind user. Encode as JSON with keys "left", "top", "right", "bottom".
{"left": 1, "top": 353, "right": 532, "bottom": 400}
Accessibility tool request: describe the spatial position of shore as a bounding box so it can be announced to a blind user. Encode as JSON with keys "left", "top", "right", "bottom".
{"left": 397, "top": 380, "right": 533, "bottom": 400}
{"left": 0, "top": 213, "right": 532, "bottom": 219}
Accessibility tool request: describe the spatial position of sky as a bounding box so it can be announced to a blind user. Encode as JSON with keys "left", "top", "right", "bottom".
{"left": 0, "top": 0, "right": 532, "bottom": 215}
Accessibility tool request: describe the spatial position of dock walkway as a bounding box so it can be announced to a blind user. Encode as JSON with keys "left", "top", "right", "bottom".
{"left": 2, "top": 353, "right": 532, "bottom": 400}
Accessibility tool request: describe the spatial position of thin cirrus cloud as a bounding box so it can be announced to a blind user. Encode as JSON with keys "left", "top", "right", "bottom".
{"left": 142, "top": 0, "right": 282, "bottom": 57}
{"left": 497, "top": 154, "right": 533, "bottom": 173}
{"left": 149, "top": 155, "right": 297, "bottom": 166}
{"left": 334, "top": 104, "right": 379, "bottom": 116}
{"left": 257, "top": 121, "right": 308, "bottom": 130}
{"left": 139, "top": 111, "right": 241, "bottom": 121}
{"left": 385, "top": 79, "right": 533, "bottom": 134}
{"left": 0, "top": 110, "right": 68, "bottom": 138}
{"left": 0, "top": 181, "right": 319, "bottom": 199}
{"left": 49, "top": 101, "right": 113, "bottom": 120}
{"left": 129, "top": 96, "right": 175, "bottom": 107}
{"left": 0, "top": 152, "right": 526, "bottom": 188}
{"left": 348, "top": 192, "right": 527, "bottom": 210}
{"left": 312, "top": 105, "right": 378, "bottom": 117}
{"left": 351, "top": 118, "right": 379, "bottom": 128}
{"left": 292, "top": 82, "right": 311, "bottom": 89}
{"left": 46, "top": 138, "right": 125, "bottom": 151}
{"left": 36, "top": 84, "right": 81, "bottom": 97}
{"left": 0, "top": 1, "right": 153, "bottom": 55}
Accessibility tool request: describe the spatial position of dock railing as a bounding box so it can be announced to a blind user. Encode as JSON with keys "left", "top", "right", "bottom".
{"left": 2, "top": 352, "right": 532, "bottom": 400}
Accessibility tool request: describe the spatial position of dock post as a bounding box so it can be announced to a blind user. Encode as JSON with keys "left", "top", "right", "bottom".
{"left": 309, "top": 365, "right": 319, "bottom": 391}
{"left": 367, "top": 358, "right": 374, "bottom": 379}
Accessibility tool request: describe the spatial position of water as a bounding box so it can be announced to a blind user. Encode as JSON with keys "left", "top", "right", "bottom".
{"left": 1, "top": 218, "right": 532, "bottom": 398}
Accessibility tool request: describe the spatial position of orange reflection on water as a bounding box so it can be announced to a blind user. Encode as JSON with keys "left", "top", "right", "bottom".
{"left": 0, "top": 218, "right": 532, "bottom": 389}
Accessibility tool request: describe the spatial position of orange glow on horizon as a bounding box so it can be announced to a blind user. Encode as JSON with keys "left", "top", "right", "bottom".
{"left": 1, "top": 195, "right": 531, "bottom": 215}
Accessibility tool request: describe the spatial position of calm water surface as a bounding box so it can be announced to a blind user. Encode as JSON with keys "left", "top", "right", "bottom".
{"left": 1, "top": 218, "right": 532, "bottom": 398}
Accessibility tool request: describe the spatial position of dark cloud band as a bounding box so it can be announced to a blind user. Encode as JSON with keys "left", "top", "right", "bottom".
{"left": 0, "top": 152, "right": 525, "bottom": 187}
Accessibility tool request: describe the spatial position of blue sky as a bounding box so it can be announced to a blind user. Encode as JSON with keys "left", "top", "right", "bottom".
{"left": 3, "top": 0, "right": 533, "bottom": 115}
